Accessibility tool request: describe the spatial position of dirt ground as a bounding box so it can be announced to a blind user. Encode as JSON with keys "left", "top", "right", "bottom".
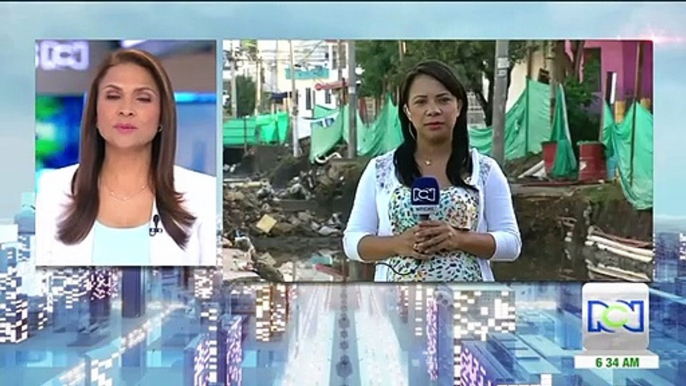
{"left": 496, "top": 183, "right": 652, "bottom": 281}
{"left": 229, "top": 153, "right": 652, "bottom": 282}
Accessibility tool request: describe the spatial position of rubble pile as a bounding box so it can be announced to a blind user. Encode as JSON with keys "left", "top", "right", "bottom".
{"left": 223, "top": 164, "right": 355, "bottom": 240}
{"left": 221, "top": 157, "right": 367, "bottom": 282}
{"left": 222, "top": 230, "right": 339, "bottom": 283}
{"left": 222, "top": 235, "right": 285, "bottom": 282}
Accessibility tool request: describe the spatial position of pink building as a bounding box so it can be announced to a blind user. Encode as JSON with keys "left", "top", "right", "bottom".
{"left": 567, "top": 40, "right": 653, "bottom": 108}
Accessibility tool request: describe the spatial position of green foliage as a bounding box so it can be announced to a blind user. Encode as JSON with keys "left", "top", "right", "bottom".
{"left": 225, "top": 75, "right": 257, "bottom": 118}
{"left": 355, "top": 40, "right": 532, "bottom": 124}
{"left": 563, "top": 49, "right": 601, "bottom": 148}
{"left": 356, "top": 41, "right": 400, "bottom": 98}
{"left": 257, "top": 92, "right": 272, "bottom": 114}
{"left": 240, "top": 39, "right": 259, "bottom": 59}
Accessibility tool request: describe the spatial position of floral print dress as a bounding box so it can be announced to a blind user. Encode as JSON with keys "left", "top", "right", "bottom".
{"left": 385, "top": 177, "right": 484, "bottom": 282}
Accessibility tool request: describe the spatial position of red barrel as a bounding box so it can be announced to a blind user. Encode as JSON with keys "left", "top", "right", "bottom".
{"left": 542, "top": 141, "right": 557, "bottom": 174}
{"left": 578, "top": 142, "right": 607, "bottom": 182}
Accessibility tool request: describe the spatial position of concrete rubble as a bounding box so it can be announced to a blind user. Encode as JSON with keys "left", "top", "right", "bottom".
{"left": 222, "top": 160, "right": 359, "bottom": 283}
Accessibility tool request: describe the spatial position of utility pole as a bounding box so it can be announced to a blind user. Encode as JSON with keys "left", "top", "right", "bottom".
{"left": 629, "top": 41, "right": 644, "bottom": 187}
{"left": 526, "top": 41, "right": 534, "bottom": 80}
{"left": 337, "top": 40, "right": 344, "bottom": 107}
{"left": 347, "top": 40, "right": 357, "bottom": 159}
{"left": 230, "top": 41, "right": 238, "bottom": 118}
{"left": 491, "top": 40, "right": 509, "bottom": 166}
{"left": 550, "top": 41, "right": 563, "bottom": 124}
{"left": 274, "top": 40, "right": 279, "bottom": 115}
{"left": 255, "top": 57, "right": 261, "bottom": 116}
{"left": 397, "top": 40, "right": 405, "bottom": 103}
{"left": 289, "top": 40, "right": 300, "bottom": 157}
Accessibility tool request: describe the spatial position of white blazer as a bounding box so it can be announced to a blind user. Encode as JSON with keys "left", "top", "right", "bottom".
{"left": 35, "top": 164, "right": 217, "bottom": 267}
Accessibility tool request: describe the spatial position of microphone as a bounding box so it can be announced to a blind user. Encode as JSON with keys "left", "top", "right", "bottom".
{"left": 149, "top": 214, "right": 163, "bottom": 237}
{"left": 411, "top": 176, "right": 440, "bottom": 221}
{"left": 373, "top": 176, "right": 441, "bottom": 277}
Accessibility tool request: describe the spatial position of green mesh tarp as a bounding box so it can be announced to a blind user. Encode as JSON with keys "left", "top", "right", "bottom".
{"left": 223, "top": 112, "right": 289, "bottom": 146}
{"left": 310, "top": 94, "right": 403, "bottom": 161}
{"left": 359, "top": 94, "right": 404, "bottom": 156}
{"left": 309, "top": 105, "right": 362, "bottom": 160}
{"left": 469, "top": 79, "right": 552, "bottom": 160}
{"left": 339, "top": 105, "right": 371, "bottom": 155}
{"left": 314, "top": 104, "right": 336, "bottom": 118}
{"left": 549, "top": 84, "right": 578, "bottom": 179}
{"left": 343, "top": 94, "right": 403, "bottom": 156}
{"left": 309, "top": 79, "right": 554, "bottom": 163}
{"left": 257, "top": 113, "right": 289, "bottom": 143}
{"left": 602, "top": 101, "right": 653, "bottom": 210}
{"left": 223, "top": 117, "right": 258, "bottom": 146}
{"left": 310, "top": 111, "right": 344, "bottom": 162}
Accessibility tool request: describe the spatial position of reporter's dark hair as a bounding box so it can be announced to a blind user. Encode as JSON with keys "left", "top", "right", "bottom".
{"left": 393, "top": 59, "right": 475, "bottom": 190}
{"left": 57, "top": 49, "right": 196, "bottom": 249}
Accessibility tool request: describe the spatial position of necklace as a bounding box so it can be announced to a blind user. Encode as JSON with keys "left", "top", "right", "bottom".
{"left": 416, "top": 155, "right": 432, "bottom": 166}
{"left": 100, "top": 179, "right": 148, "bottom": 201}
{"left": 416, "top": 151, "right": 434, "bottom": 166}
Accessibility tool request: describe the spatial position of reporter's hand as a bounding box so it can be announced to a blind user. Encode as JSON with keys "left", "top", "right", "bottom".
{"left": 415, "top": 220, "right": 465, "bottom": 254}
{"left": 392, "top": 226, "right": 431, "bottom": 260}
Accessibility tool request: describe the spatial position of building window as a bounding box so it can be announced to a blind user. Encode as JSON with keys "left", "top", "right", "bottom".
{"left": 305, "top": 87, "right": 312, "bottom": 110}
{"left": 331, "top": 44, "right": 347, "bottom": 71}
{"left": 325, "top": 90, "right": 331, "bottom": 104}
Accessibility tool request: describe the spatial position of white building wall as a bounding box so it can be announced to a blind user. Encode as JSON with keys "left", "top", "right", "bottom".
{"left": 482, "top": 48, "right": 549, "bottom": 113}
{"left": 222, "top": 40, "right": 356, "bottom": 118}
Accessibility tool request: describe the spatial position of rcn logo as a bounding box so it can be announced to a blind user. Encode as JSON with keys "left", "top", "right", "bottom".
{"left": 35, "top": 40, "right": 90, "bottom": 71}
{"left": 412, "top": 187, "right": 436, "bottom": 203}
{"left": 586, "top": 300, "right": 645, "bottom": 333}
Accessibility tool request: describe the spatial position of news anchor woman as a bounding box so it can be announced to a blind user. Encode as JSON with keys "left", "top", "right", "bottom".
{"left": 343, "top": 60, "right": 521, "bottom": 282}
{"left": 35, "top": 48, "right": 216, "bottom": 267}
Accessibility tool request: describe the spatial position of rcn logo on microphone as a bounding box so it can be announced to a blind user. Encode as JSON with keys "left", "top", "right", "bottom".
{"left": 582, "top": 283, "right": 650, "bottom": 352}
{"left": 411, "top": 177, "right": 440, "bottom": 216}
{"left": 412, "top": 186, "right": 436, "bottom": 203}
{"left": 411, "top": 177, "right": 440, "bottom": 205}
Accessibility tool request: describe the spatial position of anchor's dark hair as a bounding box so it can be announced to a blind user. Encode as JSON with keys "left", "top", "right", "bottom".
{"left": 57, "top": 48, "right": 196, "bottom": 249}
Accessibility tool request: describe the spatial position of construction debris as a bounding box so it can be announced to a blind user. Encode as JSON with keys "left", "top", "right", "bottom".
{"left": 223, "top": 168, "right": 347, "bottom": 241}
{"left": 222, "top": 158, "right": 360, "bottom": 282}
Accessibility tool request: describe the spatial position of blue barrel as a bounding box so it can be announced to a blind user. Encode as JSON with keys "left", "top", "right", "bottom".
{"left": 606, "top": 155, "right": 617, "bottom": 181}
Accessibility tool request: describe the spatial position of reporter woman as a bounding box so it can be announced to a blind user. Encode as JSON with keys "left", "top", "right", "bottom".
{"left": 343, "top": 60, "right": 521, "bottom": 282}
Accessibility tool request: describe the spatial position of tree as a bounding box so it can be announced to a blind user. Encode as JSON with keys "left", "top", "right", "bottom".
{"left": 551, "top": 40, "right": 601, "bottom": 151}
{"left": 223, "top": 40, "right": 273, "bottom": 118}
{"left": 356, "top": 41, "right": 401, "bottom": 99}
{"left": 240, "top": 40, "right": 269, "bottom": 115}
{"left": 225, "top": 75, "right": 256, "bottom": 118}
{"left": 552, "top": 40, "right": 585, "bottom": 85}
{"left": 354, "top": 40, "right": 532, "bottom": 125}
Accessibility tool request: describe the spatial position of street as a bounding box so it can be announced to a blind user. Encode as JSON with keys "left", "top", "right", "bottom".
{"left": 278, "top": 285, "right": 413, "bottom": 386}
